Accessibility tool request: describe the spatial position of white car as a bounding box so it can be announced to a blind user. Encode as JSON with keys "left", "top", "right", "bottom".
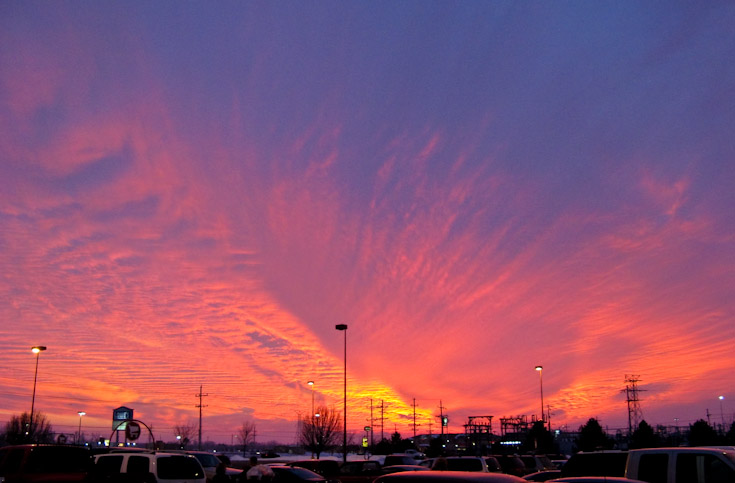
{"left": 93, "top": 451, "right": 207, "bottom": 483}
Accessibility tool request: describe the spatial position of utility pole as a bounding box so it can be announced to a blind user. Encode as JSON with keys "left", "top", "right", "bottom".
{"left": 380, "top": 400, "right": 385, "bottom": 442}
{"left": 437, "top": 401, "right": 447, "bottom": 438}
{"left": 370, "top": 399, "right": 374, "bottom": 449}
{"left": 412, "top": 398, "right": 418, "bottom": 439}
{"left": 196, "top": 385, "right": 208, "bottom": 450}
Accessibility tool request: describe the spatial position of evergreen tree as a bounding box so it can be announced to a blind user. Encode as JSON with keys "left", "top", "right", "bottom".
{"left": 688, "top": 419, "right": 720, "bottom": 446}
{"left": 523, "top": 420, "right": 555, "bottom": 453}
{"left": 629, "top": 420, "right": 660, "bottom": 449}
{"left": 727, "top": 421, "right": 735, "bottom": 445}
{"left": 576, "top": 418, "right": 613, "bottom": 452}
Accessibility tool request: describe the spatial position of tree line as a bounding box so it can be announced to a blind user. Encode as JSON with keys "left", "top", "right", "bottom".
{"left": 4, "top": 409, "right": 735, "bottom": 455}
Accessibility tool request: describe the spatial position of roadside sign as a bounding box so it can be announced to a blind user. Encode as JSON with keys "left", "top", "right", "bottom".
{"left": 126, "top": 421, "right": 141, "bottom": 440}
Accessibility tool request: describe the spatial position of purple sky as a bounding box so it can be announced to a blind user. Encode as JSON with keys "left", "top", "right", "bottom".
{"left": 1, "top": 1, "right": 734, "bottom": 444}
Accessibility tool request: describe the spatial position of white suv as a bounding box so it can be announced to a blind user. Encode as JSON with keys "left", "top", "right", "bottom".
{"left": 93, "top": 451, "right": 206, "bottom": 483}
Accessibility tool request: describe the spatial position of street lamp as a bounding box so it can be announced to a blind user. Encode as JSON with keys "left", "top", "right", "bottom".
{"left": 336, "top": 324, "right": 348, "bottom": 463}
{"left": 29, "top": 346, "right": 47, "bottom": 441}
{"left": 77, "top": 411, "right": 86, "bottom": 445}
{"left": 308, "top": 381, "right": 315, "bottom": 417}
{"left": 719, "top": 396, "right": 725, "bottom": 427}
{"left": 535, "top": 366, "right": 544, "bottom": 428}
{"left": 308, "top": 380, "right": 315, "bottom": 459}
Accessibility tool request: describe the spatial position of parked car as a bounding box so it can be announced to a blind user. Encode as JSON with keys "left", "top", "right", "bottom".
{"left": 404, "top": 450, "right": 426, "bottom": 460}
{"left": 92, "top": 451, "right": 206, "bottom": 483}
{"left": 547, "top": 478, "right": 646, "bottom": 483}
{"left": 373, "top": 470, "right": 527, "bottom": 483}
{"left": 384, "top": 455, "right": 420, "bottom": 467}
{"left": 521, "top": 470, "right": 561, "bottom": 482}
{"left": 559, "top": 452, "right": 628, "bottom": 478}
{"left": 380, "top": 466, "right": 429, "bottom": 475}
{"left": 493, "top": 456, "right": 527, "bottom": 477}
{"left": 271, "top": 465, "right": 340, "bottom": 483}
{"left": 0, "top": 444, "right": 91, "bottom": 483}
{"left": 484, "top": 458, "right": 502, "bottom": 473}
{"left": 518, "top": 456, "right": 555, "bottom": 474}
{"left": 418, "top": 457, "right": 492, "bottom": 472}
{"left": 180, "top": 450, "right": 242, "bottom": 481}
{"left": 287, "top": 460, "right": 342, "bottom": 479}
{"left": 338, "top": 460, "right": 383, "bottom": 483}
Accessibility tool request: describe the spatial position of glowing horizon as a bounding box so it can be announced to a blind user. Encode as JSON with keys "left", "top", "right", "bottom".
{"left": 1, "top": 2, "right": 734, "bottom": 443}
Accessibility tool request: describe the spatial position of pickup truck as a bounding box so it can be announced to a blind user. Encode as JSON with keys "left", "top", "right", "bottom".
{"left": 625, "top": 447, "right": 735, "bottom": 483}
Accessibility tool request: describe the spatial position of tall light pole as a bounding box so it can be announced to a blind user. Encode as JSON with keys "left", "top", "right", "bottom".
{"left": 719, "top": 396, "right": 725, "bottom": 428}
{"left": 535, "top": 365, "right": 544, "bottom": 428}
{"left": 336, "top": 324, "right": 348, "bottom": 463}
{"left": 29, "top": 346, "right": 47, "bottom": 441}
{"left": 308, "top": 380, "right": 315, "bottom": 459}
{"left": 77, "top": 411, "right": 86, "bottom": 445}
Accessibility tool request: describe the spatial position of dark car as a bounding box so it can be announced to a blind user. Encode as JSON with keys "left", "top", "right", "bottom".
{"left": 287, "top": 461, "right": 341, "bottom": 479}
{"left": 383, "top": 456, "right": 419, "bottom": 467}
{"left": 518, "top": 456, "right": 554, "bottom": 474}
{"left": 180, "top": 450, "right": 242, "bottom": 481}
{"left": 0, "top": 444, "right": 91, "bottom": 483}
{"left": 380, "top": 466, "right": 428, "bottom": 475}
{"left": 547, "top": 478, "right": 646, "bottom": 483}
{"left": 373, "top": 470, "right": 526, "bottom": 483}
{"left": 272, "top": 465, "right": 339, "bottom": 483}
{"left": 338, "top": 461, "right": 382, "bottom": 483}
{"left": 493, "top": 456, "right": 527, "bottom": 477}
{"left": 522, "top": 470, "right": 561, "bottom": 482}
{"left": 559, "top": 452, "right": 628, "bottom": 478}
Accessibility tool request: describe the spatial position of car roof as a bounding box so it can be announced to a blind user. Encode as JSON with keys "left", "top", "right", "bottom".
{"left": 376, "top": 470, "right": 526, "bottom": 483}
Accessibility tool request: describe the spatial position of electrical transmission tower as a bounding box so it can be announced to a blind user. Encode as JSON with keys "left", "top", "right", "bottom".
{"left": 624, "top": 375, "right": 644, "bottom": 436}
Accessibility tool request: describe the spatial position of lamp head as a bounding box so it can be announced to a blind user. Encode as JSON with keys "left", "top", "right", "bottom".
{"left": 336, "top": 324, "right": 348, "bottom": 331}
{"left": 535, "top": 365, "right": 543, "bottom": 371}
{"left": 32, "top": 346, "right": 47, "bottom": 353}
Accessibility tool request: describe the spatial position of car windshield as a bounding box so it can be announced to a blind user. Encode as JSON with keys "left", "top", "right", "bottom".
{"left": 282, "top": 467, "right": 324, "bottom": 480}
{"left": 157, "top": 455, "right": 204, "bottom": 479}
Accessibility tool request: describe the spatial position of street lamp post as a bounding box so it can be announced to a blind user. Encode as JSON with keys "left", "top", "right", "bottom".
{"left": 336, "top": 324, "right": 348, "bottom": 463}
{"left": 719, "top": 396, "right": 725, "bottom": 428}
{"left": 535, "top": 366, "right": 544, "bottom": 428}
{"left": 308, "top": 380, "right": 315, "bottom": 459}
{"left": 29, "top": 346, "right": 47, "bottom": 441}
{"left": 77, "top": 411, "right": 86, "bottom": 445}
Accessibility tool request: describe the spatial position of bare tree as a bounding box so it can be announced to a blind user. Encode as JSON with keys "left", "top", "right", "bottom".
{"left": 174, "top": 423, "right": 196, "bottom": 449}
{"left": 2, "top": 412, "right": 53, "bottom": 444}
{"left": 299, "top": 405, "right": 342, "bottom": 459}
{"left": 238, "top": 420, "right": 257, "bottom": 454}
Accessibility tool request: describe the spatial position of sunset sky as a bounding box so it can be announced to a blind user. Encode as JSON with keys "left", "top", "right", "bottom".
{"left": 2, "top": 2, "right": 734, "bottom": 445}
